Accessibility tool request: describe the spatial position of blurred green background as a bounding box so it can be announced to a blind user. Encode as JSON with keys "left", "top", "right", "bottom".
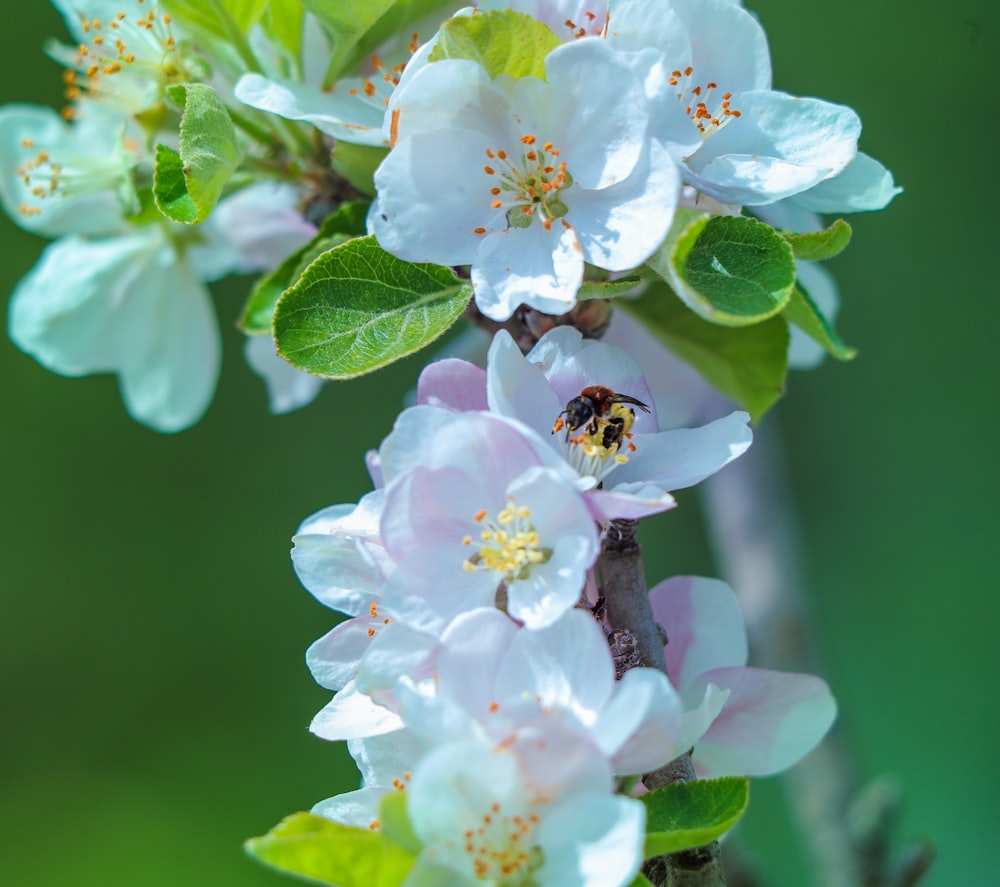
{"left": 1, "top": 2, "right": 996, "bottom": 885}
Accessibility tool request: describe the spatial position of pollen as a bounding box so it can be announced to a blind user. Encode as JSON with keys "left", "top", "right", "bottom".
{"left": 462, "top": 499, "right": 550, "bottom": 581}
{"left": 520, "top": 133, "right": 536, "bottom": 145}
{"left": 459, "top": 800, "right": 540, "bottom": 882}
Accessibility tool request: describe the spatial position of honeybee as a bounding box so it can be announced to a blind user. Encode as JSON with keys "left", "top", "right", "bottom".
{"left": 553, "top": 385, "right": 651, "bottom": 449}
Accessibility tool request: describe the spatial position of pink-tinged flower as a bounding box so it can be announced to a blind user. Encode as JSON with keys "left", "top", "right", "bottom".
{"left": 415, "top": 327, "right": 752, "bottom": 520}
{"left": 403, "top": 731, "right": 644, "bottom": 887}
{"left": 650, "top": 575, "right": 837, "bottom": 776}
{"left": 380, "top": 412, "right": 599, "bottom": 630}
{"left": 394, "top": 607, "right": 718, "bottom": 777}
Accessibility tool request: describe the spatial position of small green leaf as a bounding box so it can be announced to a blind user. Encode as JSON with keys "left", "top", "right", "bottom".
{"left": 153, "top": 83, "right": 240, "bottom": 224}
{"left": 348, "top": 0, "right": 458, "bottom": 72}
{"left": 379, "top": 793, "right": 423, "bottom": 856}
{"left": 783, "top": 218, "right": 852, "bottom": 261}
{"left": 245, "top": 812, "right": 416, "bottom": 887}
{"left": 162, "top": 0, "right": 266, "bottom": 39}
{"left": 621, "top": 283, "right": 788, "bottom": 421}
{"left": 428, "top": 9, "right": 561, "bottom": 80}
{"left": 331, "top": 142, "right": 388, "bottom": 197}
{"left": 642, "top": 777, "right": 750, "bottom": 858}
{"left": 263, "top": 0, "right": 306, "bottom": 57}
{"left": 305, "top": 0, "right": 395, "bottom": 79}
{"left": 240, "top": 200, "right": 370, "bottom": 334}
{"left": 784, "top": 284, "right": 857, "bottom": 361}
{"left": 577, "top": 275, "right": 643, "bottom": 301}
{"left": 648, "top": 213, "right": 796, "bottom": 326}
{"left": 274, "top": 235, "right": 472, "bottom": 378}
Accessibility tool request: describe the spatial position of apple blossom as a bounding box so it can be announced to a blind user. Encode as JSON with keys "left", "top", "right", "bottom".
{"left": 605, "top": 0, "right": 863, "bottom": 206}
{"left": 650, "top": 575, "right": 837, "bottom": 777}
{"left": 415, "top": 328, "right": 752, "bottom": 520}
{"left": 370, "top": 37, "right": 680, "bottom": 320}
{"left": 379, "top": 412, "right": 599, "bottom": 630}
{"left": 47, "top": 0, "right": 194, "bottom": 116}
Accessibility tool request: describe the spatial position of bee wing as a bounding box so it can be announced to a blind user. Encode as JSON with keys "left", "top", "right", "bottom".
{"left": 610, "top": 394, "right": 651, "bottom": 413}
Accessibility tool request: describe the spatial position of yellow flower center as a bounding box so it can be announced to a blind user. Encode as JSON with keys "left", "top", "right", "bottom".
{"left": 462, "top": 500, "right": 551, "bottom": 581}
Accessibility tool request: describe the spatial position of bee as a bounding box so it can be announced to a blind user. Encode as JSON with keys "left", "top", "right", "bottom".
{"left": 554, "top": 385, "right": 651, "bottom": 448}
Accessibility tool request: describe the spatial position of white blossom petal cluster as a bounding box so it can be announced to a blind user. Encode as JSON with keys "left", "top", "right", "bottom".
{"left": 293, "top": 328, "right": 835, "bottom": 884}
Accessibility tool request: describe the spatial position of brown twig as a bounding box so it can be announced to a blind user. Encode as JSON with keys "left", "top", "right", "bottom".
{"left": 597, "top": 518, "right": 727, "bottom": 887}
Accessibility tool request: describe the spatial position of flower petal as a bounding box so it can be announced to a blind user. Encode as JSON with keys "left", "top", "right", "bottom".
{"left": 648, "top": 576, "right": 748, "bottom": 695}
{"left": 611, "top": 411, "right": 752, "bottom": 491}
{"left": 234, "top": 73, "right": 389, "bottom": 145}
{"left": 691, "top": 666, "right": 837, "bottom": 777}
{"left": 472, "top": 222, "right": 583, "bottom": 321}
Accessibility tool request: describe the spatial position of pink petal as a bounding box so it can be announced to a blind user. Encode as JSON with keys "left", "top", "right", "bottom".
{"left": 416, "top": 358, "right": 488, "bottom": 411}
{"left": 691, "top": 666, "right": 837, "bottom": 777}
{"left": 649, "top": 576, "right": 748, "bottom": 695}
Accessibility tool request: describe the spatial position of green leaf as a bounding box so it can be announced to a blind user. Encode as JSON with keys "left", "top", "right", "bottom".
{"left": 428, "top": 9, "right": 561, "bottom": 80}
{"left": 240, "top": 200, "right": 370, "bottom": 334}
{"left": 245, "top": 812, "right": 416, "bottom": 887}
{"left": 378, "top": 793, "right": 423, "bottom": 856}
{"left": 331, "top": 142, "right": 388, "bottom": 197}
{"left": 642, "top": 777, "right": 750, "bottom": 858}
{"left": 784, "top": 284, "right": 857, "bottom": 361}
{"left": 648, "top": 213, "right": 796, "bottom": 327}
{"left": 305, "top": 0, "right": 396, "bottom": 79}
{"left": 162, "top": 0, "right": 266, "bottom": 38}
{"left": 629, "top": 875, "right": 654, "bottom": 887}
{"left": 621, "top": 283, "right": 788, "bottom": 421}
{"left": 153, "top": 84, "right": 240, "bottom": 225}
{"left": 274, "top": 235, "right": 472, "bottom": 378}
{"left": 263, "top": 0, "right": 306, "bottom": 57}
{"left": 348, "top": 0, "right": 458, "bottom": 72}
{"left": 783, "top": 218, "right": 852, "bottom": 261}
{"left": 577, "top": 275, "right": 643, "bottom": 301}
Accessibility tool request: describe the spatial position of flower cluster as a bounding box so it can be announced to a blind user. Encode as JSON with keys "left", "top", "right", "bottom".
{"left": 293, "top": 328, "right": 835, "bottom": 885}
{"left": 2, "top": 0, "right": 899, "bottom": 433}
{"left": 0, "top": 2, "right": 892, "bottom": 883}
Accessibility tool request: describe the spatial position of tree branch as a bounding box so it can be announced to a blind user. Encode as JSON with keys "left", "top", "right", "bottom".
{"left": 597, "top": 518, "right": 726, "bottom": 887}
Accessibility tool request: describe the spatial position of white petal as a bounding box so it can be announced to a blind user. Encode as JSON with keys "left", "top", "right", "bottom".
{"left": 244, "top": 334, "right": 324, "bottom": 414}
{"left": 310, "top": 681, "right": 403, "bottom": 741}
{"left": 471, "top": 222, "right": 583, "bottom": 321}
{"left": 527, "top": 38, "right": 648, "bottom": 190}
{"left": 793, "top": 151, "right": 902, "bottom": 214}
{"left": 787, "top": 261, "right": 840, "bottom": 371}
{"left": 565, "top": 139, "right": 680, "bottom": 271}
{"left": 9, "top": 231, "right": 220, "bottom": 432}
{"left": 498, "top": 609, "right": 615, "bottom": 722}
{"left": 612, "top": 411, "right": 752, "bottom": 491}
{"left": 370, "top": 128, "right": 499, "bottom": 265}
{"left": 234, "top": 73, "right": 389, "bottom": 145}
{"left": 486, "top": 329, "right": 565, "bottom": 437}
{"left": 536, "top": 794, "right": 645, "bottom": 887}
{"left": 686, "top": 91, "right": 861, "bottom": 205}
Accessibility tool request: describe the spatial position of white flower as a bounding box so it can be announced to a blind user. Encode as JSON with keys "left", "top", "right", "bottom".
{"left": 0, "top": 103, "right": 136, "bottom": 238}
{"left": 8, "top": 227, "right": 221, "bottom": 432}
{"left": 606, "top": 0, "right": 862, "bottom": 206}
{"left": 371, "top": 37, "right": 680, "bottom": 320}
{"left": 47, "top": 0, "right": 191, "bottom": 116}
{"left": 3, "top": 126, "right": 314, "bottom": 431}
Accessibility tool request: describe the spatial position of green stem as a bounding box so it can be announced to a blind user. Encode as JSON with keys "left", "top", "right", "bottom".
{"left": 229, "top": 108, "right": 279, "bottom": 147}
{"left": 204, "top": 0, "right": 314, "bottom": 156}
{"left": 205, "top": 0, "right": 265, "bottom": 74}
